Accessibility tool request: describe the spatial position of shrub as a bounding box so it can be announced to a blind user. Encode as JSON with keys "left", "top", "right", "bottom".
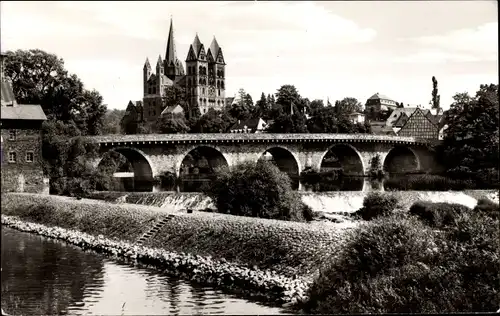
{"left": 302, "top": 204, "right": 315, "bottom": 222}
{"left": 304, "top": 210, "right": 500, "bottom": 313}
{"left": 303, "top": 215, "right": 436, "bottom": 313}
{"left": 473, "top": 198, "right": 499, "bottom": 220}
{"left": 205, "top": 160, "right": 306, "bottom": 221}
{"left": 409, "top": 201, "right": 471, "bottom": 228}
{"left": 352, "top": 193, "right": 399, "bottom": 220}
{"left": 384, "top": 174, "right": 476, "bottom": 191}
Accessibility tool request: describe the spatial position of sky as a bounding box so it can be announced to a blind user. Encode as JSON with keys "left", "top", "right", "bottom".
{"left": 1, "top": 1, "right": 498, "bottom": 110}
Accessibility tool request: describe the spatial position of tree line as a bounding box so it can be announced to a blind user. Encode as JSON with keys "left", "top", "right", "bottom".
{"left": 3, "top": 49, "right": 498, "bottom": 194}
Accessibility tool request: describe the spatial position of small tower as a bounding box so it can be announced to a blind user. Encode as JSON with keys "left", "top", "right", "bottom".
{"left": 208, "top": 36, "right": 226, "bottom": 111}
{"left": 164, "top": 18, "right": 185, "bottom": 81}
{"left": 143, "top": 58, "right": 152, "bottom": 96}
{"left": 156, "top": 55, "right": 163, "bottom": 94}
{"left": 186, "top": 34, "right": 209, "bottom": 114}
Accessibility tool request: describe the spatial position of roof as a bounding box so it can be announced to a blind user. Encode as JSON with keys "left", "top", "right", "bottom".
{"left": 192, "top": 34, "right": 202, "bottom": 58}
{"left": 230, "top": 117, "right": 264, "bottom": 131}
{"left": 386, "top": 107, "right": 419, "bottom": 126}
{"left": 1, "top": 81, "right": 16, "bottom": 106}
{"left": 1, "top": 104, "right": 47, "bottom": 121}
{"left": 393, "top": 112, "right": 409, "bottom": 128}
{"left": 161, "top": 104, "right": 184, "bottom": 116}
{"left": 209, "top": 37, "right": 220, "bottom": 58}
{"left": 368, "top": 92, "right": 395, "bottom": 101}
{"left": 174, "top": 75, "right": 186, "bottom": 86}
{"left": 225, "top": 97, "right": 235, "bottom": 107}
{"left": 165, "top": 18, "right": 177, "bottom": 65}
{"left": 397, "top": 108, "right": 439, "bottom": 138}
{"left": 371, "top": 124, "right": 396, "bottom": 136}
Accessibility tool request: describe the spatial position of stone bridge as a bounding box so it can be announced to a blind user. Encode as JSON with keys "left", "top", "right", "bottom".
{"left": 85, "top": 133, "right": 442, "bottom": 192}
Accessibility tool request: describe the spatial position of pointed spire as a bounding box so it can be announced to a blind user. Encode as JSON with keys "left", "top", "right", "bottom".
{"left": 209, "top": 36, "right": 220, "bottom": 57}
{"left": 143, "top": 57, "right": 151, "bottom": 69}
{"left": 192, "top": 33, "right": 202, "bottom": 57}
{"left": 165, "top": 17, "right": 177, "bottom": 65}
{"left": 157, "top": 54, "right": 163, "bottom": 65}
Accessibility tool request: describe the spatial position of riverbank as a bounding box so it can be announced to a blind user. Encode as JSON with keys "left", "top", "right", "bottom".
{"left": 1, "top": 193, "right": 357, "bottom": 304}
{"left": 86, "top": 189, "right": 499, "bottom": 214}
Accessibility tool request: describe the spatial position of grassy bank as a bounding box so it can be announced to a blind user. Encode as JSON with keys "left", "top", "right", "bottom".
{"left": 1, "top": 193, "right": 355, "bottom": 278}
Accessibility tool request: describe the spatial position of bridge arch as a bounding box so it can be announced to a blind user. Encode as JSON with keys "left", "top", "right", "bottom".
{"left": 256, "top": 146, "right": 301, "bottom": 189}
{"left": 317, "top": 144, "right": 365, "bottom": 176}
{"left": 97, "top": 147, "right": 155, "bottom": 192}
{"left": 383, "top": 146, "right": 421, "bottom": 174}
{"left": 178, "top": 145, "right": 230, "bottom": 192}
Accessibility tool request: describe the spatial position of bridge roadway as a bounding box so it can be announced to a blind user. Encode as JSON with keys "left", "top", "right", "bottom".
{"left": 85, "top": 133, "right": 441, "bottom": 192}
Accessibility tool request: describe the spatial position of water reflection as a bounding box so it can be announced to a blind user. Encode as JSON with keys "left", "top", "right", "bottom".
{"left": 1, "top": 227, "right": 290, "bottom": 315}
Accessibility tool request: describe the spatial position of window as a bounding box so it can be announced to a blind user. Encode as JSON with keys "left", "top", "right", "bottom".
{"left": 26, "top": 152, "right": 34, "bottom": 162}
{"left": 8, "top": 130, "right": 16, "bottom": 141}
{"left": 218, "top": 89, "right": 220, "bottom": 96}
{"left": 202, "top": 88, "right": 205, "bottom": 95}
{"left": 8, "top": 152, "right": 16, "bottom": 163}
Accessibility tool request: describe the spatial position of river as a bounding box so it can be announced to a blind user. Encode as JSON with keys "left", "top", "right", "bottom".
{"left": 1, "top": 226, "right": 291, "bottom": 315}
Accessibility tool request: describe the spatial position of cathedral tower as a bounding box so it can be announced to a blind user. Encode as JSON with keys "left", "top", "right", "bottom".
{"left": 164, "top": 18, "right": 185, "bottom": 81}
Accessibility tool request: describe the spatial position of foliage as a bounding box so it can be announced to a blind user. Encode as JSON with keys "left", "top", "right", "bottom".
{"left": 4, "top": 49, "right": 107, "bottom": 133}
{"left": 205, "top": 160, "right": 307, "bottom": 221}
{"left": 229, "top": 88, "right": 254, "bottom": 120}
{"left": 191, "top": 108, "right": 232, "bottom": 133}
{"left": 267, "top": 111, "right": 309, "bottom": 133}
{"left": 102, "top": 109, "right": 126, "bottom": 134}
{"left": 334, "top": 97, "right": 363, "bottom": 115}
{"left": 383, "top": 174, "right": 480, "bottom": 191}
{"left": 473, "top": 198, "right": 499, "bottom": 220}
{"left": 308, "top": 99, "right": 324, "bottom": 116}
{"left": 409, "top": 201, "right": 471, "bottom": 228}
{"left": 369, "top": 154, "right": 385, "bottom": 179}
{"left": 431, "top": 76, "right": 441, "bottom": 110}
{"left": 255, "top": 92, "right": 270, "bottom": 118}
{"left": 276, "top": 85, "right": 302, "bottom": 112}
{"left": 304, "top": 208, "right": 500, "bottom": 313}
{"left": 154, "top": 113, "right": 190, "bottom": 134}
{"left": 352, "top": 193, "right": 400, "bottom": 220}
{"left": 441, "top": 84, "right": 499, "bottom": 176}
{"left": 307, "top": 106, "right": 370, "bottom": 134}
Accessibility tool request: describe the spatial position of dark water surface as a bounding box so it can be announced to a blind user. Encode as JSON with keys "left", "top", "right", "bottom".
{"left": 1, "top": 226, "right": 290, "bottom": 315}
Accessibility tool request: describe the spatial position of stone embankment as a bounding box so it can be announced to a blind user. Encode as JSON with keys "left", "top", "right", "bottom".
{"left": 1, "top": 193, "right": 356, "bottom": 305}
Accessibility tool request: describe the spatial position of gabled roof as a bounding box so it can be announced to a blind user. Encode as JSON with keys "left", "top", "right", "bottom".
{"left": 230, "top": 117, "right": 266, "bottom": 132}
{"left": 368, "top": 92, "right": 394, "bottom": 101}
{"left": 225, "top": 97, "right": 235, "bottom": 107}
{"left": 1, "top": 104, "right": 47, "bottom": 121}
{"left": 174, "top": 75, "right": 186, "bottom": 86}
{"left": 397, "top": 107, "right": 439, "bottom": 138}
{"left": 161, "top": 104, "right": 184, "bottom": 116}
{"left": 386, "top": 107, "right": 419, "bottom": 126}
{"left": 393, "top": 112, "right": 409, "bottom": 128}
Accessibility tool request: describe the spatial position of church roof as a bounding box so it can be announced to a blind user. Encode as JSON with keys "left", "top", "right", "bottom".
{"left": 161, "top": 104, "right": 184, "bottom": 116}
{"left": 230, "top": 117, "right": 265, "bottom": 132}
{"left": 209, "top": 36, "right": 220, "bottom": 58}
{"left": 165, "top": 18, "right": 177, "bottom": 66}
{"left": 192, "top": 34, "right": 202, "bottom": 58}
{"left": 143, "top": 58, "right": 151, "bottom": 69}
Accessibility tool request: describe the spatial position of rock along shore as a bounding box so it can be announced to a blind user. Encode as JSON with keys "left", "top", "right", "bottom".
{"left": 1, "top": 215, "right": 311, "bottom": 306}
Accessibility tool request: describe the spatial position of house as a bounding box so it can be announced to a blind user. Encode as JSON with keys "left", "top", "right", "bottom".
{"left": 160, "top": 104, "right": 184, "bottom": 119}
{"left": 1, "top": 52, "right": 49, "bottom": 194}
{"left": 120, "top": 100, "right": 144, "bottom": 133}
{"left": 229, "top": 117, "right": 268, "bottom": 133}
{"left": 348, "top": 112, "right": 365, "bottom": 124}
{"left": 365, "top": 92, "right": 399, "bottom": 113}
{"left": 397, "top": 107, "right": 440, "bottom": 139}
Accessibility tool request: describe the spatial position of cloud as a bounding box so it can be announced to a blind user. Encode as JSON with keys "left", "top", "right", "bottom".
{"left": 393, "top": 49, "right": 482, "bottom": 64}
{"left": 400, "top": 22, "right": 498, "bottom": 62}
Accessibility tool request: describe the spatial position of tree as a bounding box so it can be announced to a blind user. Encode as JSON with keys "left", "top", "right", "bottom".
{"left": 309, "top": 99, "right": 324, "bottom": 116}
{"left": 441, "top": 84, "right": 499, "bottom": 178}
{"left": 154, "top": 113, "right": 190, "bottom": 134}
{"left": 229, "top": 88, "right": 254, "bottom": 120}
{"left": 102, "top": 109, "right": 126, "bottom": 134}
{"left": 5, "top": 49, "right": 109, "bottom": 195}
{"left": 267, "top": 111, "right": 308, "bottom": 133}
{"left": 192, "top": 108, "right": 229, "bottom": 133}
{"left": 431, "top": 76, "right": 441, "bottom": 110}
{"left": 307, "top": 106, "right": 341, "bottom": 133}
{"left": 276, "top": 85, "right": 301, "bottom": 114}
{"left": 4, "top": 49, "right": 106, "bottom": 129}
{"left": 255, "top": 92, "right": 269, "bottom": 118}
{"left": 205, "top": 160, "right": 307, "bottom": 221}
{"left": 334, "top": 97, "right": 363, "bottom": 116}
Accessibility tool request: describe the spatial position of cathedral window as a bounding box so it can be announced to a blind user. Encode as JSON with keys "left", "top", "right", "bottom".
{"left": 202, "top": 88, "right": 205, "bottom": 95}
{"left": 218, "top": 89, "right": 220, "bottom": 96}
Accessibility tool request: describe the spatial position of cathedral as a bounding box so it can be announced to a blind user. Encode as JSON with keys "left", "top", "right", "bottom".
{"left": 141, "top": 18, "right": 227, "bottom": 122}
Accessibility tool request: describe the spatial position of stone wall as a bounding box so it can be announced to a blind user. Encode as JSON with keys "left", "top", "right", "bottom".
{"left": 1, "top": 128, "right": 48, "bottom": 194}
